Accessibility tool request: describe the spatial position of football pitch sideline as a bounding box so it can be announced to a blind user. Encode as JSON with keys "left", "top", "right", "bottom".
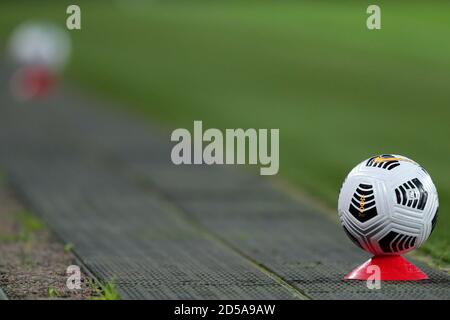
{"left": 1, "top": 0, "right": 448, "bottom": 263}
{"left": 0, "top": 69, "right": 448, "bottom": 299}
{"left": 0, "top": 0, "right": 449, "bottom": 300}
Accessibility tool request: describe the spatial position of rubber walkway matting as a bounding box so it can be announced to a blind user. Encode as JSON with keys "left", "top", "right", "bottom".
{"left": 0, "top": 70, "right": 448, "bottom": 299}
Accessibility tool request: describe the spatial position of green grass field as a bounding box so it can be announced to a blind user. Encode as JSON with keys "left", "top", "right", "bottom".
{"left": 1, "top": 0, "right": 449, "bottom": 263}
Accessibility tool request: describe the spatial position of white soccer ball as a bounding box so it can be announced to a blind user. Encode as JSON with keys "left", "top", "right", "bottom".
{"left": 338, "top": 154, "right": 439, "bottom": 255}
{"left": 8, "top": 22, "right": 71, "bottom": 72}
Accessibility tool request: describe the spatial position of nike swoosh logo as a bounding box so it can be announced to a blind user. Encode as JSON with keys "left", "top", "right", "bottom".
{"left": 373, "top": 156, "right": 415, "bottom": 164}
{"left": 373, "top": 156, "right": 402, "bottom": 163}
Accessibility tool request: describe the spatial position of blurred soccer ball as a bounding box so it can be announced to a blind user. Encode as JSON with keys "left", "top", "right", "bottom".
{"left": 8, "top": 21, "right": 71, "bottom": 72}
{"left": 7, "top": 22, "right": 71, "bottom": 100}
{"left": 338, "top": 154, "right": 439, "bottom": 255}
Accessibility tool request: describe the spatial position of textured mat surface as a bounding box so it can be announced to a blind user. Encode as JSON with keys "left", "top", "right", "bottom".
{"left": 0, "top": 65, "right": 449, "bottom": 299}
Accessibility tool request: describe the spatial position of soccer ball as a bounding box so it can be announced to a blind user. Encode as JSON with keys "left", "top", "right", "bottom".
{"left": 8, "top": 22, "right": 71, "bottom": 72}
{"left": 338, "top": 154, "right": 439, "bottom": 255}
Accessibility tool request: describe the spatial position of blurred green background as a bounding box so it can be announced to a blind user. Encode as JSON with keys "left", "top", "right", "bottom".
{"left": 0, "top": 0, "right": 448, "bottom": 262}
